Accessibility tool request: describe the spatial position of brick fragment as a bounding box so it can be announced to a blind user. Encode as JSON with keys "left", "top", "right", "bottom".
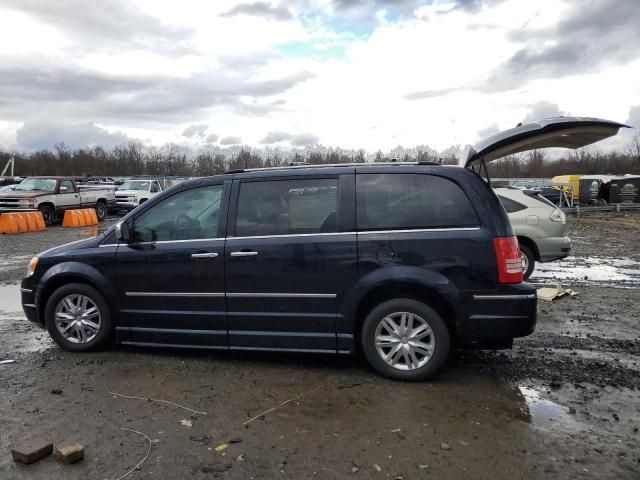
{"left": 11, "top": 442, "right": 53, "bottom": 464}
{"left": 54, "top": 443, "right": 84, "bottom": 464}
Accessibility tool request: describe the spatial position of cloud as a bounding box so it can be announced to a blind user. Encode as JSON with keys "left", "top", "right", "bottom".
{"left": 290, "top": 133, "right": 320, "bottom": 146}
{"left": 182, "top": 124, "right": 208, "bottom": 138}
{"left": 220, "top": 136, "right": 242, "bottom": 145}
{"left": 477, "top": 122, "right": 499, "bottom": 139}
{"left": 521, "top": 101, "right": 565, "bottom": 124}
{"left": 485, "top": 0, "right": 640, "bottom": 91}
{"left": 0, "top": 59, "right": 314, "bottom": 123}
{"left": 260, "top": 131, "right": 319, "bottom": 146}
{"left": 404, "top": 87, "right": 461, "bottom": 100}
{"left": 1, "top": 0, "right": 192, "bottom": 54}
{"left": 625, "top": 105, "right": 640, "bottom": 129}
{"left": 205, "top": 133, "right": 219, "bottom": 143}
{"left": 221, "top": 2, "right": 294, "bottom": 21}
{"left": 16, "top": 120, "right": 131, "bottom": 151}
{"left": 260, "top": 131, "right": 292, "bottom": 144}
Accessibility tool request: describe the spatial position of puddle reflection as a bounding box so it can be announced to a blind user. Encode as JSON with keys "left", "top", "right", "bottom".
{"left": 532, "top": 256, "right": 640, "bottom": 287}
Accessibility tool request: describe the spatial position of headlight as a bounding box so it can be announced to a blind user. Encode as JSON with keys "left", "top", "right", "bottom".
{"left": 27, "top": 257, "right": 39, "bottom": 276}
{"left": 18, "top": 199, "right": 34, "bottom": 208}
{"left": 550, "top": 208, "right": 565, "bottom": 223}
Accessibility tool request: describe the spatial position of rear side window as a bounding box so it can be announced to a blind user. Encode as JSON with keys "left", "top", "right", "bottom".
{"left": 498, "top": 195, "right": 527, "bottom": 213}
{"left": 356, "top": 174, "right": 479, "bottom": 230}
{"left": 235, "top": 178, "right": 338, "bottom": 237}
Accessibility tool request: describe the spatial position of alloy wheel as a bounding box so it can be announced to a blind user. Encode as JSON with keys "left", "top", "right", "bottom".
{"left": 54, "top": 294, "right": 102, "bottom": 344}
{"left": 374, "top": 311, "right": 435, "bottom": 371}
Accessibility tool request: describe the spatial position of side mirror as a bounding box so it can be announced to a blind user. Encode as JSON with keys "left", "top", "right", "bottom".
{"left": 115, "top": 221, "right": 131, "bottom": 243}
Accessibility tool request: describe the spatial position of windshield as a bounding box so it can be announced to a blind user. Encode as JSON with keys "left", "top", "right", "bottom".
{"left": 14, "top": 178, "right": 57, "bottom": 192}
{"left": 119, "top": 181, "right": 150, "bottom": 191}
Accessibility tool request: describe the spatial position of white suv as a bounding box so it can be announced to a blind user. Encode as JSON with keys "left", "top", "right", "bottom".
{"left": 495, "top": 187, "right": 572, "bottom": 279}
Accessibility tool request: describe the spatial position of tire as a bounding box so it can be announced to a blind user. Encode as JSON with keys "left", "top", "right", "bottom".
{"left": 361, "top": 298, "right": 450, "bottom": 381}
{"left": 38, "top": 204, "right": 55, "bottom": 226}
{"left": 520, "top": 245, "right": 535, "bottom": 280}
{"left": 45, "top": 283, "right": 113, "bottom": 352}
{"left": 95, "top": 201, "right": 107, "bottom": 221}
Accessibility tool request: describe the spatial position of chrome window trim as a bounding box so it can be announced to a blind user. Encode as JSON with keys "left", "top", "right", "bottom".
{"left": 229, "top": 231, "right": 355, "bottom": 240}
{"left": 125, "top": 292, "right": 225, "bottom": 298}
{"left": 473, "top": 294, "right": 536, "bottom": 300}
{"left": 102, "top": 227, "right": 479, "bottom": 247}
{"left": 100, "top": 237, "right": 225, "bottom": 247}
{"left": 227, "top": 292, "right": 336, "bottom": 299}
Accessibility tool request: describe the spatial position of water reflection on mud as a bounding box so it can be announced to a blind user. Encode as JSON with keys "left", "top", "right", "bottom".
{"left": 532, "top": 256, "right": 640, "bottom": 287}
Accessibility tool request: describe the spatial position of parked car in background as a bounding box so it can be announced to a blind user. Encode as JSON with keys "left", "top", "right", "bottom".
{"left": 114, "top": 179, "right": 163, "bottom": 210}
{"left": 0, "top": 176, "right": 116, "bottom": 225}
{"left": 20, "top": 116, "right": 627, "bottom": 381}
{"left": 495, "top": 187, "right": 571, "bottom": 279}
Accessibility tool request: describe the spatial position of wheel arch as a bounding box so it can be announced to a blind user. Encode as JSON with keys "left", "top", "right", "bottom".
{"left": 37, "top": 262, "right": 117, "bottom": 323}
{"left": 516, "top": 235, "right": 540, "bottom": 261}
{"left": 338, "top": 268, "right": 460, "bottom": 353}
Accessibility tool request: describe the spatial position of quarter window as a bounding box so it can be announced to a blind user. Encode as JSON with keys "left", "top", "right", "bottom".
{"left": 132, "top": 185, "right": 224, "bottom": 242}
{"left": 498, "top": 195, "right": 527, "bottom": 213}
{"left": 235, "top": 178, "right": 339, "bottom": 237}
{"left": 356, "top": 174, "right": 479, "bottom": 230}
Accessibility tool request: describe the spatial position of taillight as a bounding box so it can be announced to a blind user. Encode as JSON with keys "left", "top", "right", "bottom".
{"left": 493, "top": 236, "right": 523, "bottom": 284}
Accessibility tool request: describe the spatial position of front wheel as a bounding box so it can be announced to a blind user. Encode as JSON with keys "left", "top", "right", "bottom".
{"left": 361, "top": 298, "right": 450, "bottom": 381}
{"left": 520, "top": 245, "right": 535, "bottom": 280}
{"left": 45, "top": 283, "right": 113, "bottom": 352}
{"left": 38, "top": 204, "right": 55, "bottom": 226}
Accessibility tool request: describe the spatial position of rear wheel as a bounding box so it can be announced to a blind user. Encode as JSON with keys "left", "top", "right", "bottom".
{"left": 45, "top": 283, "right": 112, "bottom": 352}
{"left": 95, "top": 201, "right": 107, "bottom": 221}
{"left": 38, "top": 204, "right": 55, "bottom": 226}
{"left": 361, "top": 298, "right": 450, "bottom": 381}
{"left": 520, "top": 245, "right": 535, "bottom": 280}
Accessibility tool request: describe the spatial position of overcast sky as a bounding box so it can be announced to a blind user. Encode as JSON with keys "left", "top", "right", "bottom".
{"left": 0, "top": 0, "right": 638, "bottom": 153}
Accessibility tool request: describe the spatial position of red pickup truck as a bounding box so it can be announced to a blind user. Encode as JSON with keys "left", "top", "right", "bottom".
{"left": 0, "top": 177, "right": 116, "bottom": 225}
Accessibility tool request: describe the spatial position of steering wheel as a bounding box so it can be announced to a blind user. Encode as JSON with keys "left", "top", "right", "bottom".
{"left": 175, "top": 214, "right": 196, "bottom": 231}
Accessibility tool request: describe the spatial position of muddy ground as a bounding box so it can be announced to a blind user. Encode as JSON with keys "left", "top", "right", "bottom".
{"left": 0, "top": 213, "right": 638, "bottom": 479}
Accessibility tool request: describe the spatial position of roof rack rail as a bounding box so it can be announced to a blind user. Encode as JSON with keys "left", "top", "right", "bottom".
{"left": 223, "top": 161, "right": 442, "bottom": 175}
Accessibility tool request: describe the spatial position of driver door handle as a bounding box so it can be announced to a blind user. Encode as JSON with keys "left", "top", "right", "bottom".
{"left": 230, "top": 251, "right": 259, "bottom": 257}
{"left": 191, "top": 252, "right": 219, "bottom": 259}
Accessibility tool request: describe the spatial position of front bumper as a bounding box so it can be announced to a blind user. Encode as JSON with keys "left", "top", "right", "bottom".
{"left": 458, "top": 283, "right": 537, "bottom": 348}
{"left": 538, "top": 236, "right": 572, "bottom": 263}
{"left": 20, "top": 278, "right": 42, "bottom": 326}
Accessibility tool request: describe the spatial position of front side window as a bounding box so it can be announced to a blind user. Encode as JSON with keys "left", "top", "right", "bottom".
{"left": 235, "top": 178, "right": 338, "bottom": 237}
{"left": 60, "top": 180, "right": 74, "bottom": 192}
{"left": 150, "top": 182, "right": 161, "bottom": 193}
{"left": 356, "top": 173, "right": 479, "bottom": 230}
{"left": 132, "top": 185, "right": 223, "bottom": 242}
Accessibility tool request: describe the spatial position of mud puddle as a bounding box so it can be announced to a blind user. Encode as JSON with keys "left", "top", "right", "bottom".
{"left": 518, "top": 386, "right": 584, "bottom": 431}
{"left": 0, "top": 283, "right": 22, "bottom": 313}
{"left": 0, "top": 284, "right": 53, "bottom": 355}
{"left": 532, "top": 256, "right": 640, "bottom": 287}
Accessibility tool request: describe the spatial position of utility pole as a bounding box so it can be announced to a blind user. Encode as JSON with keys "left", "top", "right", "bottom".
{"left": 1, "top": 157, "right": 14, "bottom": 177}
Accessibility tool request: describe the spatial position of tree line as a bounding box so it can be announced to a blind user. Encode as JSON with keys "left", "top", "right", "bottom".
{"left": 1, "top": 133, "right": 639, "bottom": 179}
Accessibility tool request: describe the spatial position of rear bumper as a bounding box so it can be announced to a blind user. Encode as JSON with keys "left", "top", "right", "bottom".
{"left": 538, "top": 236, "right": 571, "bottom": 263}
{"left": 458, "top": 283, "right": 537, "bottom": 348}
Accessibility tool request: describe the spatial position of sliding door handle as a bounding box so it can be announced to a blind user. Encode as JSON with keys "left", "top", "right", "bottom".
{"left": 230, "top": 251, "right": 259, "bottom": 257}
{"left": 191, "top": 252, "right": 219, "bottom": 259}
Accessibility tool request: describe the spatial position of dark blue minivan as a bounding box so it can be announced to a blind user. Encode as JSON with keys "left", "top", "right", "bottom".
{"left": 20, "top": 118, "right": 627, "bottom": 380}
